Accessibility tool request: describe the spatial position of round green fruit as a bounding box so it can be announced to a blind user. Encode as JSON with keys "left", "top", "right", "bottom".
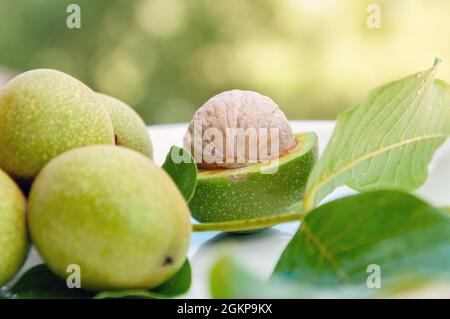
{"left": 0, "top": 69, "right": 115, "bottom": 180}
{"left": 28, "top": 145, "right": 191, "bottom": 291}
{"left": 0, "top": 169, "right": 28, "bottom": 286}
{"left": 97, "top": 93, "right": 153, "bottom": 158}
{"left": 189, "top": 132, "right": 318, "bottom": 223}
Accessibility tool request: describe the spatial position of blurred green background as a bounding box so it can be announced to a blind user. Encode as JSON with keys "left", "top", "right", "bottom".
{"left": 0, "top": 0, "right": 449, "bottom": 124}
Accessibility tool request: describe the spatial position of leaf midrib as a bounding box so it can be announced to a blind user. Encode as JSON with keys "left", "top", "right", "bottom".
{"left": 300, "top": 221, "right": 349, "bottom": 281}
{"left": 304, "top": 134, "right": 446, "bottom": 209}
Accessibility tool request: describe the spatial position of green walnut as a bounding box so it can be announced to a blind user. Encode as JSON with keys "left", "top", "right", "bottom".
{"left": 28, "top": 145, "right": 191, "bottom": 291}
{"left": 97, "top": 93, "right": 153, "bottom": 158}
{"left": 189, "top": 132, "right": 317, "bottom": 222}
{"left": 184, "top": 90, "right": 318, "bottom": 223}
{"left": 0, "top": 169, "right": 28, "bottom": 286}
{"left": 0, "top": 69, "right": 114, "bottom": 180}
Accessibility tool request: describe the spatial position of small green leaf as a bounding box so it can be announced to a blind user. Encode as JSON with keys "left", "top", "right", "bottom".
{"left": 93, "top": 289, "right": 163, "bottom": 299}
{"left": 303, "top": 62, "right": 450, "bottom": 210}
{"left": 275, "top": 191, "right": 450, "bottom": 289}
{"left": 152, "top": 259, "right": 191, "bottom": 296}
{"left": 5, "top": 260, "right": 191, "bottom": 299}
{"left": 6, "top": 265, "right": 93, "bottom": 299}
{"left": 94, "top": 260, "right": 191, "bottom": 299}
{"left": 162, "top": 146, "right": 197, "bottom": 202}
{"left": 210, "top": 257, "right": 267, "bottom": 298}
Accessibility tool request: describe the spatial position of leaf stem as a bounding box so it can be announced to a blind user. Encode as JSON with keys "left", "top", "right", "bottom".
{"left": 192, "top": 212, "right": 304, "bottom": 232}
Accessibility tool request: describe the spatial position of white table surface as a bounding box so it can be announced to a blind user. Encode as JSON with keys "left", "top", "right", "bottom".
{"left": 14, "top": 120, "right": 450, "bottom": 298}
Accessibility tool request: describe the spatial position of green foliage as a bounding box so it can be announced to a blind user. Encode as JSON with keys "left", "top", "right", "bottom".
{"left": 275, "top": 191, "right": 450, "bottom": 287}
{"left": 211, "top": 191, "right": 450, "bottom": 298}
{"left": 303, "top": 61, "right": 450, "bottom": 210}
{"left": 4, "top": 261, "right": 191, "bottom": 299}
{"left": 210, "top": 257, "right": 274, "bottom": 299}
{"left": 5, "top": 265, "right": 93, "bottom": 299}
{"left": 4, "top": 1, "right": 450, "bottom": 123}
{"left": 210, "top": 257, "right": 371, "bottom": 299}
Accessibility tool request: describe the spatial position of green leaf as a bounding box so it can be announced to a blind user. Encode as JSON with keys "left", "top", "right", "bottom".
{"left": 275, "top": 191, "right": 450, "bottom": 291}
{"left": 303, "top": 61, "right": 450, "bottom": 210}
{"left": 152, "top": 259, "right": 191, "bottom": 296}
{"left": 94, "top": 260, "right": 192, "bottom": 299}
{"left": 162, "top": 146, "right": 198, "bottom": 202}
{"left": 5, "top": 260, "right": 191, "bottom": 299}
{"left": 210, "top": 257, "right": 267, "bottom": 298}
{"left": 5, "top": 265, "right": 94, "bottom": 299}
